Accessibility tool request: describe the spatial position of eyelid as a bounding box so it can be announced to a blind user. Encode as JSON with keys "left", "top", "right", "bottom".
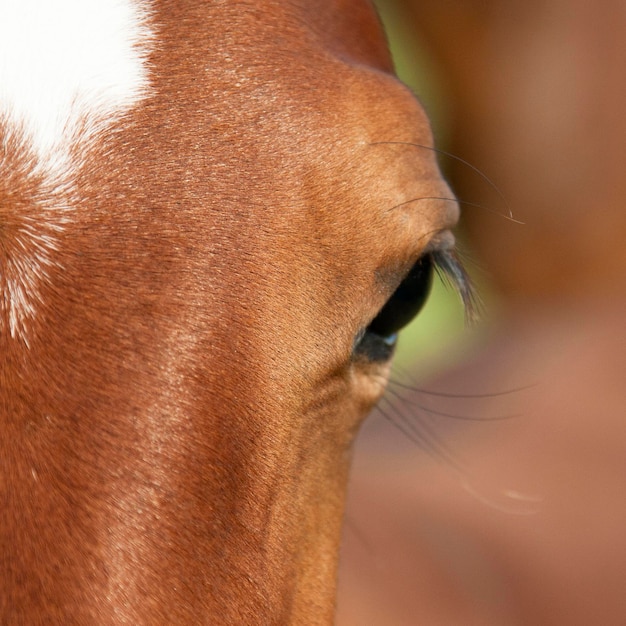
{"left": 423, "top": 229, "right": 456, "bottom": 255}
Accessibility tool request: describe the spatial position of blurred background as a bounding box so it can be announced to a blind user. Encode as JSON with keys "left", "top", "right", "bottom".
{"left": 338, "top": 1, "right": 626, "bottom": 624}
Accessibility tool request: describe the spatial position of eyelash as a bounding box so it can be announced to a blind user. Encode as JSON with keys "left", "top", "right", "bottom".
{"left": 430, "top": 248, "right": 480, "bottom": 325}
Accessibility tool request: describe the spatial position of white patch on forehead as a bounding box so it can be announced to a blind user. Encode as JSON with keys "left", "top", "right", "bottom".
{"left": 0, "top": 0, "right": 154, "bottom": 344}
{"left": 0, "top": 0, "right": 153, "bottom": 168}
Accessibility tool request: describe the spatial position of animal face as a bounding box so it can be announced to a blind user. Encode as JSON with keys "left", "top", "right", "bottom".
{"left": 0, "top": 1, "right": 466, "bottom": 622}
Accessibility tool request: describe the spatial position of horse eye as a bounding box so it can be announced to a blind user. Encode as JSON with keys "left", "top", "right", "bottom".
{"left": 368, "top": 254, "right": 433, "bottom": 337}
{"left": 353, "top": 254, "right": 433, "bottom": 362}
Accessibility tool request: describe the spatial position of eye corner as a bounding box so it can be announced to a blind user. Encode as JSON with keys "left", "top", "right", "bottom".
{"left": 352, "top": 330, "right": 398, "bottom": 364}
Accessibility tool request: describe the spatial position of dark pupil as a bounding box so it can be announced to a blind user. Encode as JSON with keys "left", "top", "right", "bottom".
{"left": 367, "top": 254, "right": 433, "bottom": 339}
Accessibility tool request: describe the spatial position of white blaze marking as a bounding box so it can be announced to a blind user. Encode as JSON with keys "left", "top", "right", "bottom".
{"left": 0, "top": 0, "right": 154, "bottom": 342}
{"left": 0, "top": 0, "right": 153, "bottom": 170}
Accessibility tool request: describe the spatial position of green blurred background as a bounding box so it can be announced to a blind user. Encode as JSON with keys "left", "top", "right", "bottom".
{"left": 373, "top": 0, "right": 490, "bottom": 379}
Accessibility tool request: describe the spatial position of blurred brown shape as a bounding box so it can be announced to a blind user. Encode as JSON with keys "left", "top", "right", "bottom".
{"left": 401, "top": 0, "right": 626, "bottom": 302}
{"left": 338, "top": 1, "right": 626, "bottom": 623}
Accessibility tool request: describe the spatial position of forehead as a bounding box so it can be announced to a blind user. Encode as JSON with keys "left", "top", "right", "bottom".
{"left": 0, "top": 1, "right": 447, "bottom": 349}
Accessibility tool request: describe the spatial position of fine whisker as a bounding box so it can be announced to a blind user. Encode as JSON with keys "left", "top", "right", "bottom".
{"left": 385, "top": 387, "right": 520, "bottom": 422}
{"left": 385, "top": 196, "right": 458, "bottom": 213}
{"left": 387, "top": 378, "right": 535, "bottom": 400}
{"left": 371, "top": 140, "right": 522, "bottom": 224}
{"left": 386, "top": 195, "right": 524, "bottom": 224}
{"left": 377, "top": 397, "right": 462, "bottom": 469}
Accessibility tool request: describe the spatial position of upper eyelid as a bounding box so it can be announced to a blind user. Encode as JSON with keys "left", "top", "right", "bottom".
{"left": 422, "top": 227, "right": 456, "bottom": 254}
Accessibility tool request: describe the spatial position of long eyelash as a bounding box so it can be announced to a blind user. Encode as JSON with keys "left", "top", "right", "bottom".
{"left": 431, "top": 248, "right": 481, "bottom": 325}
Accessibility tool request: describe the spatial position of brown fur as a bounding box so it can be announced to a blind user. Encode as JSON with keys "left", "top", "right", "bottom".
{"left": 0, "top": 1, "right": 457, "bottom": 622}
